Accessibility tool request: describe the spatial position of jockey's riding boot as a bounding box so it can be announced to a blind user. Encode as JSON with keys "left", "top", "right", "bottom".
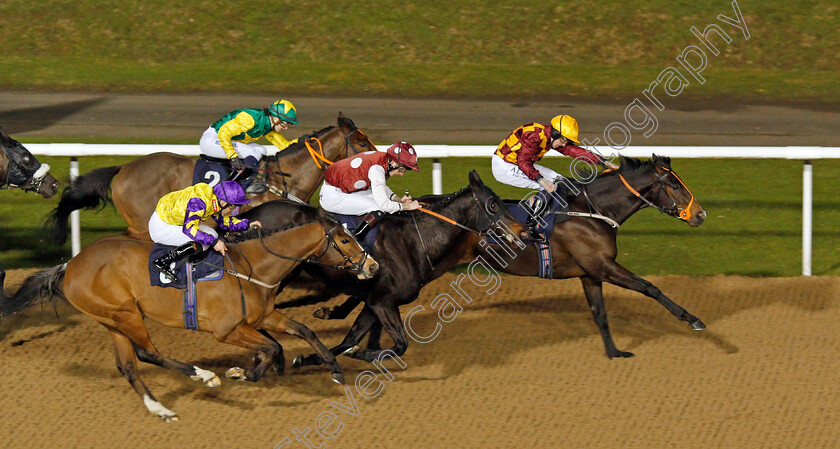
{"left": 524, "top": 195, "right": 548, "bottom": 244}
{"left": 245, "top": 174, "right": 268, "bottom": 194}
{"left": 354, "top": 211, "right": 385, "bottom": 242}
{"left": 153, "top": 242, "right": 202, "bottom": 281}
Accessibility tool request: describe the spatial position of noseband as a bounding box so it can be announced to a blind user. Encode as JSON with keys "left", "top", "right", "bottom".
{"left": 618, "top": 167, "right": 696, "bottom": 221}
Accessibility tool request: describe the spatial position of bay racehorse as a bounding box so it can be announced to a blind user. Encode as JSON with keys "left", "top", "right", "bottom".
{"left": 0, "top": 128, "right": 59, "bottom": 198}
{"left": 0, "top": 203, "right": 379, "bottom": 421}
{"left": 45, "top": 113, "right": 374, "bottom": 243}
{"left": 314, "top": 155, "right": 707, "bottom": 359}
{"left": 237, "top": 171, "right": 525, "bottom": 366}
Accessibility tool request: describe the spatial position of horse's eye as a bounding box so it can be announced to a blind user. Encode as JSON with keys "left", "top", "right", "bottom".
{"left": 22, "top": 155, "right": 31, "bottom": 164}
{"left": 341, "top": 239, "right": 350, "bottom": 244}
{"left": 359, "top": 142, "right": 367, "bottom": 147}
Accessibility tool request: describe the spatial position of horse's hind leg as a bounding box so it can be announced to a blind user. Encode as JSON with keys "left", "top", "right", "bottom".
{"left": 600, "top": 260, "right": 705, "bottom": 330}
{"left": 259, "top": 310, "right": 345, "bottom": 385}
{"left": 215, "top": 322, "right": 282, "bottom": 383}
{"left": 580, "top": 276, "right": 633, "bottom": 359}
{"left": 112, "top": 310, "right": 221, "bottom": 388}
{"left": 259, "top": 329, "right": 286, "bottom": 376}
{"left": 108, "top": 329, "right": 178, "bottom": 422}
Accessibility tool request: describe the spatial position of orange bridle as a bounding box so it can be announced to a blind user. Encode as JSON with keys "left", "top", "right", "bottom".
{"left": 618, "top": 167, "right": 696, "bottom": 222}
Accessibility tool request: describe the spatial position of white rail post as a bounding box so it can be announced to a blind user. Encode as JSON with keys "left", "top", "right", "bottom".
{"left": 432, "top": 158, "right": 442, "bottom": 195}
{"left": 802, "top": 160, "right": 812, "bottom": 276}
{"left": 70, "top": 157, "right": 81, "bottom": 257}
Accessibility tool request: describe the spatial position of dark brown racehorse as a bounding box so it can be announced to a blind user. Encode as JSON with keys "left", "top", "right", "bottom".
{"left": 238, "top": 172, "right": 525, "bottom": 366}
{"left": 46, "top": 113, "right": 374, "bottom": 243}
{"left": 0, "top": 128, "right": 61, "bottom": 280}
{"left": 313, "top": 156, "right": 707, "bottom": 359}
{"left": 1, "top": 204, "right": 379, "bottom": 421}
{"left": 0, "top": 128, "right": 59, "bottom": 198}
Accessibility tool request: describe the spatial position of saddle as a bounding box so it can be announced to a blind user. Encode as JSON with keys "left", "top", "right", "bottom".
{"left": 503, "top": 184, "right": 573, "bottom": 242}
{"left": 192, "top": 154, "right": 260, "bottom": 190}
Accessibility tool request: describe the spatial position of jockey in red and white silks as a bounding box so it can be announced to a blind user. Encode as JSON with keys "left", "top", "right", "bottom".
{"left": 318, "top": 142, "right": 421, "bottom": 238}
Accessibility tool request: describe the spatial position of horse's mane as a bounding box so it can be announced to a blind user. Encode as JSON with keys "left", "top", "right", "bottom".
{"left": 276, "top": 125, "right": 337, "bottom": 156}
{"left": 227, "top": 200, "right": 327, "bottom": 242}
{"left": 571, "top": 155, "right": 671, "bottom": 187}
{"left": 384, "top": 185, "right": 475, "bottom": 225}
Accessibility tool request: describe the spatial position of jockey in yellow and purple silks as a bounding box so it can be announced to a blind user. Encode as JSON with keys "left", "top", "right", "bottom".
{"left": 149, "top": 181, "right": 261, "bottom": 280}
{"left": 199, "top": 99, "right": 300, "bottom": 191}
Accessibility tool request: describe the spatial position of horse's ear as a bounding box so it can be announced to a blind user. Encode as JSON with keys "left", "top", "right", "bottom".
{"left": 468, "top": 170, "right": 484, "bottom": 189}
{"left": 337, "top": 112, "right": 355, "bottom": 130}
{"left": 652, "top": 153, "right": 671, "bottom": 168}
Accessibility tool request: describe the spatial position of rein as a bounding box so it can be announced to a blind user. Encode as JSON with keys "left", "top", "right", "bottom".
{"left": 617, "top": 168, "right": 696, "bottom": 221}
{"left": 304, "top": 126, "right": 366, "bottom": 170}
{"left": 305, "top": 137, "right": 333, "bottom": 169}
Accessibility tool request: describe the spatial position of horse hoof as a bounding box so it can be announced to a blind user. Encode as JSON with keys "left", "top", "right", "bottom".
{"left": 690, "top": 319, "right": 706, "bottom": 331}
{"left": 331, "top": 373, "right": 345, "bottom": 385}
{"left": 225, "top": 367, "right": 246, "bottom": 381}
{"left": 162, "top": 413, "right": 179, "bottom": 422}
{"left": 313, "top": 307, "right": 330, "bottom": 320}
{"left": 609, "top": 350, "right": 635, "bottom": 359}
{"left": 204, "top": 375, "right": 221, "bottom": 388}
{"left": 292, "top": 355, "right": 303, "bottom": 368}
{"left": 342, "top": 345, "right": 359, "bottom": 356}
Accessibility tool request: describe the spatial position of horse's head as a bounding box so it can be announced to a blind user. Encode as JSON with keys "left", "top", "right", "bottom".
{"left": 317, "top": 212, "right": 379, "bottom": 279}
{"left": 336, "top": 112, "right": 376, "bottom": 159}
{"left": 0, "top": 129, "right": 60, "bottom": 197}
{"left": 466, "top": 170, "right": 526, "bottom": 239}
{"left": 623, "top": 155, "right": 705, "bottom": 227}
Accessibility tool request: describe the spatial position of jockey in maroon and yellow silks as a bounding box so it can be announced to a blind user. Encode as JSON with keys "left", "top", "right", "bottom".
{"left": 495, "top": 122, "right": 603, "bottom": 182}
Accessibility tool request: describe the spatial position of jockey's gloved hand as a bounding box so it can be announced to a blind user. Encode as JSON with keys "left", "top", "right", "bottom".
{"left": 230, "top": 157, "right": 245, "bottom": 171}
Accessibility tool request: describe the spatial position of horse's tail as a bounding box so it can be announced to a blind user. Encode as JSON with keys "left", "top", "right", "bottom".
{"left": 0, "top": 265, "right": 67, "bottom": 317}
{"left": 44, "top": 165, "right": 122, "bottom": 245}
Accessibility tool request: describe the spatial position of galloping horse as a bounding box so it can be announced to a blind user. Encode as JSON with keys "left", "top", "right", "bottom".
{"left": 0, "top": 128, "right": 59, "bottom": 198}
{"left": 239, "top": 172, "right": 525, "bottom": 366}
{"left": 316, "top": 156, "right": 707, "bottom": 359}
{"left": 46, "top": 113, "right": 374, "bottom": 243}
{"left": 1, "top": 203, "right": 379, "bottom": 421}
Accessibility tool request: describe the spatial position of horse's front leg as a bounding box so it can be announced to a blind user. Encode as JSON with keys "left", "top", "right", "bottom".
{"left": 344, "top": 302, "right": 408, "bottom": 363}
{"left": 580, "top": 276, "right": 634, "bottom": 358}
{"left": 312, "top": 295, "right": 364, "bottom": 320}
{"left": 293, "top": 304, "right": 378, "bottom": 368}
{"left": 599, "top": 260, "right": 705, "bottom": 330}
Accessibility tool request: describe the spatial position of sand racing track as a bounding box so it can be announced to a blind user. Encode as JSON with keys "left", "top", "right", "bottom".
{"left": 1, "top": 269, "right": 839, "bottom": 449}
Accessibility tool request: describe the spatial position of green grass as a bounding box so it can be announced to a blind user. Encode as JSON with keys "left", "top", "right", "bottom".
{"left": 3, "top": 155, "right": 838, "bottom": 277}
{"left": 0, "top": 0, "right": 837, "bottom": 103}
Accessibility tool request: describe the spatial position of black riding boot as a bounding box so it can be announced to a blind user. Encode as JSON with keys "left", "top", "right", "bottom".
{"left": 524, "top": 195, "right": 548, "bottom": 243}
{"left": 245, "top": 172, "right": 268, "bottom": 194}
{"left": 153, "top": 242, "right": 202, "bottom": 281}
{"left": 354, "top": 211, "right": 385, "bottom": 242}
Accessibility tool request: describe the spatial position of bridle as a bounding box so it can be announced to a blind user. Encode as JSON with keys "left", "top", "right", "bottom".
{"left": 412, "top": 188, "right": 508, "bottom": 270}
{"left": 0, "top": 140, "right": 51, "bottom": 193}
{"left": 256, "top": 222, "right": 370, "bottom": 274}
{"left": 417, "top": 189, "right": 506, "bottom": 236}
{"left": 617, "top": 166, "right": 697, "bottom": 222}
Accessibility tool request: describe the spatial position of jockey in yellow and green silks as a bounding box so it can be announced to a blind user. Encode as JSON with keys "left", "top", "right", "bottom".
{"left": 198, "top": 99, "right": 300, "bottom": 180}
